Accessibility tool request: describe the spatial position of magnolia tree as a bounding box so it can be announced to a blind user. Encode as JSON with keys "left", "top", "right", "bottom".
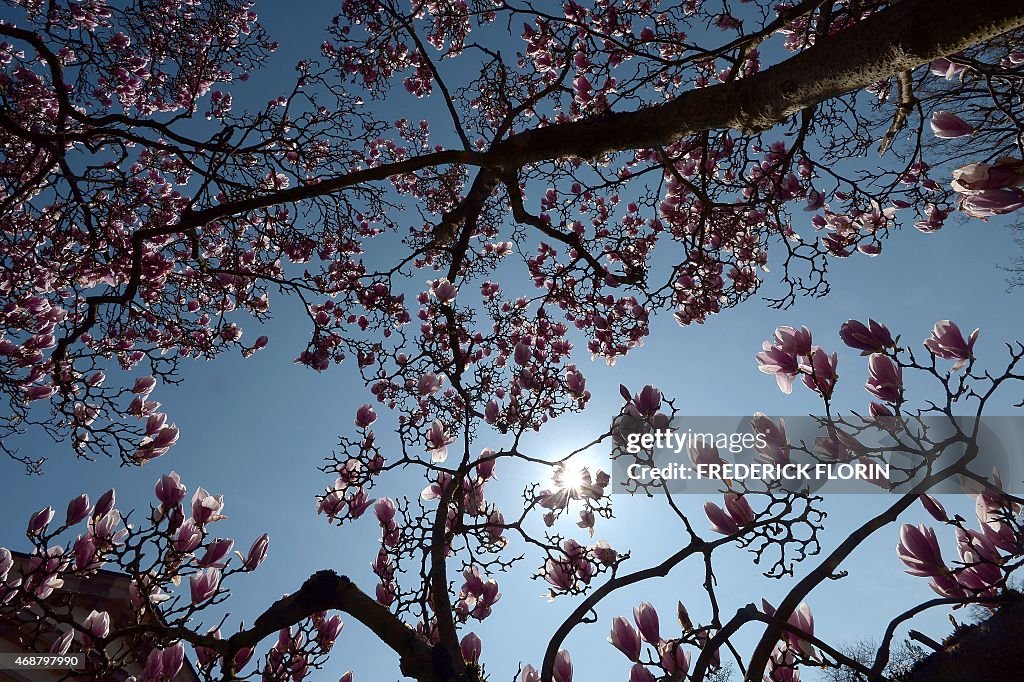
{"left": 2, "top": 0, "right": 1024, "bottom": 680}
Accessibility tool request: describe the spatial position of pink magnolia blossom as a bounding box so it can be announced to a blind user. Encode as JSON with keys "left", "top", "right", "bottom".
{"left": 426, "top": 420, "right": 455, "bottom": 462}
{"left": 865, "top": 354, "right": 903, "bottom": 403}
{"left": 677, "top": 601, "right": 693, "bottom": 631}
{"left": 134, "top": 421, "right": 179, "bottom": 461}
{"left": 814, "top": 434, "right": 850, "bottom": 462}
{"left": 190, "top": 567, "right": 222, "bottom": 604}
{"left": 924, "top": 320, "right": 978, "bottom": 370}
{"left": 132, "top": 376, "right": 157, "bottom": 395}
{"left": 65, "top": 494, "right": 91, "bottom": 526}
{"left": 148, "top": 423, "right": 178, "bottom": 448}
{"left": 927, "top": 576, "right": 966, "bottom": 602}
{"left": 930, "top": 111, "right": 974, "bottom": 138}
{"left": 633, "top": 385, "right": 661, "bottom": 416}
{"left": 773, "top": 326, "right": 813, "bottom": 356}
{"left": 919, "top": 494, "right": 948, "bottom": 523}
{"left": 957, "top": 564, "right": 1001, "bottom": 592}
{"left": 26, "top": 547, "right": 67, "bottom": 599}
{"left": 25, "top": 384, "right": 55, "bottom": 401}
{"left": 804, "top": 189, "right": 825, "bottom": 211}
{"left": 421, "top": 472, "right": 453, "bottom": 501}
{"left": 49, "top": 629, "right": 73, "bottom": 654}
{"left": 577, "top": 508, "right": 595, "bottom": 535}
{"left": 520, "top": 665, "right": 540, "bottom": 682}
{"left": 930, "top": 57, "right": 966, "bottom": 80}
{"left": 173, "top": 519, "right": 203, "bottom": 553}
{"left": 337, "top": 459, "right": 363, "bottom": 486}
{"left": 956, "top": 526, "right": 1000, "bottom": 562}
{"left": 951, "top": 160, "right": 1024, "bottom": 193}
{"left": 659, "top": 641, "right": 691, "bottom": 678}
{"left": 486, "top": 509, "right": 506, "bottom": 544}
{"left": 753, "top": 413, "right": 790, "bottom": 465}
{"left": 197, "top": 538, "right": 234, "bottom": 568}
{"left": 355, "top": 404, "right": 377, "bottom": 428}
{"left": 960, "top": 188, "right": 1024, "bottom": 218}
{"left": 630, "top": 664, "right": 657, "bottom": 682}
{"left": 161, "top": 643, "right": 185, "bottom": 680}
{"left": 431, "top": 278, "right": 457, "bottom": 302}
{"left": 514, "top": 342, "right": 532, "bottom": 365}
{"left": 233, "top": 647, "right": 254, "bottom": 670}
{"left": 869, "top": 402, "right": 900, "bottom": 431}
{"left": 801, "top": 348, "right": 838, "bottom": 399}
{"left": 374, "top": 497, "right": 396, "bottom": 524}
{"left": 553, "top": 649, "right": 573, "bottom": 682}
{"left": 348, "top": 488, "right": 375, "bottom": 519}
{"left": 785, "top": 603, "right": 816, "bottom": 658}
{"left": 83, "top": 609, "right": 110, "bottom": 640}
{"left": 73, "top": 535, "right": 100, "bottom": 572}
{"left": 461, "top": 565, "right": 486, "bottom": 598}
{"left": 316, "top": 615, "right": 344, "bottom": 650}
{"left": 544, "top": 559, "right": 573, "bottom": 591}
{"left": 633, "top": 602, "right": 660, "bottom": 644}
{"left": 476, "top": 449, "right": 496, "bottom": 480}
{"left": 460, "top": 632, "right": 482, "bottom": 663}
{"left": 191, "top": 488, "right": 226, "bottom": 525}
{"left": 155, "top": 472, "right": 187, "bottom": 508}
{"left": 129, "top": 574, "right": 171, "bottom": 610}
{"left": 565, "top": 369, "right": 587, "bottom": 397}
{"left": 376, "top": 581, "right": 396, "bottom": 606}
{"left": 27, "top": 506, "right": 54, "bottom": 536}
{"left": 756, "top": 344, "right": 800, "bottom": 394}
{"left": 704, "top": 501, "right": 739, "bottom": 535}
{"left": 897, "top": 524, "right": 946, "bottom": 577}
{"left": 318, "top": 490, "right": 347, "bottom": 520}
{"left": 975, "top": 492, "right": 1019, "bottom": 554}
{"left": 141, "top": 648, "right": 165, "bottom": 682}
{"left": 724, "top": 492, "right": 755, "bottom": 526}
{"left": 955, "top": 529, "right": 1002, "bottom": 593}
{"left": 609, "top": 616, "right": 642, "bottom": 660}
{"left": 241, "top": 533, "right": 269, "bottom": 570}
{"left": 194, "top": 627, "right": 221, "bottom": 668}
{"left": 839, "top": 319, "right": 894, "bottom": 354}
{"left": 695, "top": 629, "right": 721, "bottom": 671}
{"left": 417, "top": 373, "right": 442, "bottom": 395}
{"left": 766, "top": 642, "right": 800, "bottom": 682}
{"left": 578, "top": 468, "right": 611, "bottom": 500}
{"left": 688, "top": 443, "right": 724, "bottom": 468}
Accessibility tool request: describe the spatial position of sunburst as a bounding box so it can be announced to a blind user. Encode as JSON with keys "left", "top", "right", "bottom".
{"left": 552, "top": 459, "right": 590, "bottom": 494}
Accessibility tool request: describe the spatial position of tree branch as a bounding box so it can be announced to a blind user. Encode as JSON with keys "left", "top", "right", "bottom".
{"left": 489, "top": 0, "right": 1024, "bottom": 166}
{"left": 224, "top": 570, "right": 444, "bottom": 681}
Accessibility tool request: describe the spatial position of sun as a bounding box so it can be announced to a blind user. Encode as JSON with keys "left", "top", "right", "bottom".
{"left": 552, "top": 459, "right": 590, "bottom": 493}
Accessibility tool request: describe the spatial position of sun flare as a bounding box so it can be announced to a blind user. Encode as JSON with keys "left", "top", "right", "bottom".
{"left": 552, "top": 459, "right": 590, "bottom": 493}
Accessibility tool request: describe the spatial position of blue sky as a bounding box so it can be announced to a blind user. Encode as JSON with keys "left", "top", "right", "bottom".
{"left": 2, "top": 3, "right": 1024, "bottom": 681}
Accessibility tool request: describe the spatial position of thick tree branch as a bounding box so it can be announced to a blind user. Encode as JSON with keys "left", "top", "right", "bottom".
{"left": 224, "top": 570, "right": 444, "bottom": 681}
{"left": 489, "top": 0, "right": 1024, "bottom": 166}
